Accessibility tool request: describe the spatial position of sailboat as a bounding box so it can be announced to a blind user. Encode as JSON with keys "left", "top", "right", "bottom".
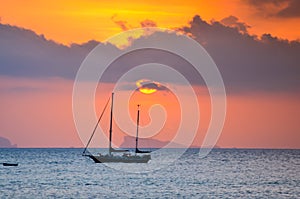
{"left": 82, "top": 93, "right": 151, "bottom": 163}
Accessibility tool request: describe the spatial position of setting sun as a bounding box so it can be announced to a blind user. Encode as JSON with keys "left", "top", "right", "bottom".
{"left": 136, "top": 79, "right": 162, "bottom": 95}
{"left": 139, "top": 87, "right": 157, "bottom": 94}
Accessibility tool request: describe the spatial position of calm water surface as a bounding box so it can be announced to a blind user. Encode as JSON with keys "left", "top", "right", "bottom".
{"left": 0, "top": 148, "right": 299, "bottom": 198}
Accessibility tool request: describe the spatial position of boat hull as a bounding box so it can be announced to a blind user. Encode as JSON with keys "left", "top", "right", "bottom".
{"left": 86, "top": 154, "right": 151, "bottom": 163}
{"left": 2, "top": 163, "right": 18, "bottom": 166}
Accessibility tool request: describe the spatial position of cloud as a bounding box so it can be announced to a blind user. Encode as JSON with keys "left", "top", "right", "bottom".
{"left": 116, "top": 79, "right": 169, "bottom": 93}
{"left": 247, "top": 0, "right": 288, "bottom": 6}
{"left": 111, "top": 16, "right": 157, "bottom": 31}
{"left": 1, "top": 16, "right": 300, "bottom": 94}
{"left": 140, "top": 19, "right": 157, "bottom": 28}
{"left": 140, "top": 82, "right": 166, "bottom": 91}
{"left": 277, "top": 0, "right": 300, "bottom": 17}
{"left": 111, "top": 14, "right": 129, "bottom": 31}
{"left": 220, "top": 16, "right": 250, "bottom": 34}
{"left": 178, "top": 15, "right": 300, "bottom": 92}
{"left": 246, "top": 0, "right": 300, "bottom": 18}
{"left": 136, "top": 79, "right": 169, "bottom": 92}
{"left": 0, "top": 23, "right": 119, "bottom": 79}
{"left": 114, "top": 20, "right": 129, "bottom": 31}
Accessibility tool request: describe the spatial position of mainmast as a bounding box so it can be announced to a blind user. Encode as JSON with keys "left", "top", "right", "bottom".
{"left": 109, "top": 92, "right": 114, "bottom": 155}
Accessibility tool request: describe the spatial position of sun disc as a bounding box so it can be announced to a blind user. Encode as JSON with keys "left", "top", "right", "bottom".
{"left": 139, "top": 88, "right": 157, "bottom": 94}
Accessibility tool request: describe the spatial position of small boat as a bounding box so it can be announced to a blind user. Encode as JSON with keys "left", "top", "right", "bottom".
{"left": 83, "top": 93, "right": 151, "bottom": 163}
{"left": 2, "top": 163, "right": 18, "bottom": 166}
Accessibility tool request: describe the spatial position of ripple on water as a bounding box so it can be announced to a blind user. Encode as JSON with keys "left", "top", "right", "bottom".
{"left": 0, "top": 148, "right": 299, "bottom": 198}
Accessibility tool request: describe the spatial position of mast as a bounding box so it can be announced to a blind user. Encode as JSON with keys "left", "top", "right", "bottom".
{"left": 135, "top": 104, "right": 150, "bottom": 154}
{"left": 109, "top": 92, "right": 114, "bottom": 155}
{"left": 135, "top": 104, "right": 140, "bottom": 154}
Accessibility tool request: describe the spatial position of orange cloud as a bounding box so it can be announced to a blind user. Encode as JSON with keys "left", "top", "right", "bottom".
{"left": 140, "top": 19, "right": 157, "bottom": 28}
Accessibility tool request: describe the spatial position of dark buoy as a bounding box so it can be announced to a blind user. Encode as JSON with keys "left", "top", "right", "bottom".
{"left": 2, "top": 163, "right": 18, "bottom": 166}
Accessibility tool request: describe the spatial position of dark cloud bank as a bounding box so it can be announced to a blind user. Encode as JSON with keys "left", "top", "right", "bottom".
{"left": 0, "top": 15, "right": 299, "bottom": 93}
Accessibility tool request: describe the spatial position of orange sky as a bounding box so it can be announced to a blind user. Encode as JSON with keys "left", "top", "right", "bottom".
{"left": 1, "top": 78, "right": 299, "bottom": 148}
{"left": 0, "top": 1, "right": 299, "bottom": 148}
{"left": 0, "top": 0, "right": 299, "bottom": 45}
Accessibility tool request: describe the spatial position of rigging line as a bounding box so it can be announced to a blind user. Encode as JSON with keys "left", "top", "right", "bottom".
{"left": 82, "top": 96, "right": 111, "bottom": 155}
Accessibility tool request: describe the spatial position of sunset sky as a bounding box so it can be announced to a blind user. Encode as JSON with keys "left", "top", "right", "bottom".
{"left": 0, "top": 0, "right": 299, "bottom": 148}
{"left": 1, "top": 0, "right": 300, "bottom": 44}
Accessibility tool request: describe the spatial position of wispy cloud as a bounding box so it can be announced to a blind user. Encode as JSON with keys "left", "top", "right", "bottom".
{"left": 111, "top": 14, "right": 129, "bottom": 31}
{"left": 140, "top": 19, "right": 157, "bottom": 28}
{"left": 246, "top": 0, "right": 300, "bottom": 18}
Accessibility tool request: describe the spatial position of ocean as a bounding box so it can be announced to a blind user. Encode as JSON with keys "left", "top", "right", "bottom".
{"left": 0, "top": 148, "right": 299, "bottom": 198}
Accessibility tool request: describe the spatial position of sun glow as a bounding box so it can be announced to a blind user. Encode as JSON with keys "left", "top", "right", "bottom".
{"left": 136, "top": 79, "right": 161, "bottom": 95}
{"left": 139, "top": 87, "right": 157, "bottom": 94}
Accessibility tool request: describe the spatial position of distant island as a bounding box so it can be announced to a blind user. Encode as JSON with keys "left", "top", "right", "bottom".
{"left": 120, "top": 136, "right": 183, "bottom": 148}
{"left": 120, "top": 136, "right": 220, "bottom": 149}
{"left": 0, "top": 136, "right": 17, "bottom": 148}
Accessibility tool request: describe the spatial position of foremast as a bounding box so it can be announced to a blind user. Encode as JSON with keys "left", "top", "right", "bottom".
{"left": 108, "top": 93, "right": 114, "bottom": 155}
{"left": 135, "top": 104, "right": 150, "bottom": 154}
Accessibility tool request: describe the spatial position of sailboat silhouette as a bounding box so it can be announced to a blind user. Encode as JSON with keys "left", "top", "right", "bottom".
{"left": 83, "top": 93, "right": 151, "bottom": 163}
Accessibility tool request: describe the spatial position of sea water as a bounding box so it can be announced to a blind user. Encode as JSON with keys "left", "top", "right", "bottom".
{"left": 0, "top": 148, "right": 299, "bottom": 198}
